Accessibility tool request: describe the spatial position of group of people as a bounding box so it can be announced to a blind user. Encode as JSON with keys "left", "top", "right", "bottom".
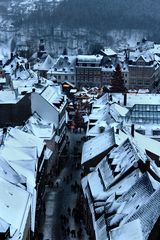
{"left": 58, "top": 139, "right": 85, "bottom": 239}
{"left": 60, "top": 208, "right": 83, "bottom": 239}
{"left": 40, "top": 130, "right": 88, "bottom": 239}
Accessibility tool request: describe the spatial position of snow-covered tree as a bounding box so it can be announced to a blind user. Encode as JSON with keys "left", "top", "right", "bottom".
{"left": 110, "top": 64, "right": 127, "bottom": 93}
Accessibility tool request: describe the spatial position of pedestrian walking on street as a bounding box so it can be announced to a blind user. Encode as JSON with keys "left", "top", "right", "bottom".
{"left": 60, "top": 214, "right": 64, "bottom": 222}
{"left": 66, "top": 175, "right": 70, "bottom": 184}
{"left": 70, "top": 172, "right": 72, "bottom": 180}
{"left": 61, "top": 224, "right": 65, "bottom": 232}
{"left": 43, "top": 204, "right": 46, "bottom": 215}
{"left": 71, "top": 229, "right": 76, "bottom": 238}
{"left": 77, "top": 228, "right": 82, "bottom": 238}
{"left": 55, "top": 180, "right": 59, "bottom": 188}
{"left": 72, "top": 207, "right": 76, "bottom": 217}
{"left": 71, "top": 184, "right": 74, "bottom": 192}
{"left": 38, "top": 232, "right": 44, "bottom": 240}
{"left": 67, "top": 207, "right": 71, "bottom": 216}
{"left": 66, "top": 226, "right": 70, "bottom": 236}
{"left": 62, "top": 214, "right": 67, "bottom": 225}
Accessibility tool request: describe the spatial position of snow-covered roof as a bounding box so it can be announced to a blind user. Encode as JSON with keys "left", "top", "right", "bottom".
{"left": 86, "top": 120, "right": 109, "bottom": 137}
{"left": 0, "top": 176, "right": 31, "bottom": 238}
{"left": 97, "top": 138, "right": 146, "bottom": 189}
{"left": 89, "top": 104, "right": 110, "bottom": 121}
{"left": 121, "top": 186, "right": 160, "bottom": 240}
{"left": 12, "top": 78, "right": 37, "bottom": 89}
{"left": 77, "top": 54, "right": 103, "bottom": 63}
{"left": 0, "top": 145, "right": 38, "bottom": 173}
{"left": 111, "top": 103, "right": 128, "bottom": 117}
{"left": 48, "top": 55, "right": 76, "bottom": 74}
{"left": 5, "top": 127, "right": 44, "bottom": 157}
{"left": 110, "top": 219, "right": 143, "bottom": 240}
{"left": 0, "top": 77, "right": 6, "bottom": 83}
{"left": 63, "top": 81, "right": 75, "bottom": 88}
{"left": 95, "top": 214, "right": 108, "bottom": 240}
{"left": 101, "top": 48, "right": 117, "bottom": 56}
{"left": 103, "top": 169, "right": 141, "bottom": 199}
{"left": 0, "top": 156, "right": 26, "bottom": 186}
{"left": 70, "top": 89, "right": 77, "bottom": 93}
{"left": 129, "top": 50, "right": 155, "bottom": 63}
{"left": 81, "top": 128, "right": 115, "bottom": 165}
{"left": 105, "top": 174, "right": 154, "bottom": 230}
{"left": 37, "top": 55, "right": 54, "bottom": 71}
{"left": 110, "top": 103, "right": 128, "bottom": 122}
{"left": 12, "top": 72, "right": 53, "bottom": 96}
{"left": 112, "top": 93, "right": 160, "bottom": 107}
{"left": 82, "top": 121, "right": 160, "bottom": 240}
{"left": 149, "top": 43, "right": 160, "bottom": 55}
{"left": 4, "top": 56, "right": 27, "bottom": 75}
{"left": 24, "top": 113, "right": 55, "bottom": 140}
{"left": 87, "top": 170, "right": 104, "bottom": 200}
{"left": 0, "top": 41, "right": 14, "bottom": 64}
{"left": 114, "top": 129, "right": 128, "bottom": 145}
{"left": 1, "top": 126, "right": 42, "bottom": 192}
{"left": 11, "top": 68, "right": 39, "bottom": 82}
{"left": 11, "top": 66, "right": 30, "bottom": 81}
{"left": 134, "top": 131, "right": 160, "bottom": 157}
{"left": 41, "top": 85, "right": 66, "bottom": 111}
{"left": 92, "top": 93, "right": 108, "bottom": 106}
{"left": 0, "top": 89, "right": 20, "bottom": 103}
{"left": 0, "top": 217, "right": 10, "bottom": 233}
{"left": 102, "top": 61, "right": 128, "bottom": 73}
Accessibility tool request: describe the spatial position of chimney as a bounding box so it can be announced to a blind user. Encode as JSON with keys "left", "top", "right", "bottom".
{"left": 131, "top": 124, "right": 134, "bottom": 137}
{"left": 10, "top": 52, "right": 14, "bottom": 60}
{"left": 116, "top": 128, "right": 119, "bottom": 134}
{"left": 124, "top": 93, "right": 127, "bottom": 106}
{"left": 3, "top": 128, "right": 7, "bottom": 134}
{"left": 25, "top": 62, "right": 30, "bottom": 69}
{"left": 89, "top": 102, "right": 93, "bottom": 114}
{"left": 109, "top": 94, "right": 112, "bottom": 102}
{"left": 22, "top": 121, "right": 26, "bottom": 126}
{"left": 99, "top": 126, "right": 105, "bottom": 133}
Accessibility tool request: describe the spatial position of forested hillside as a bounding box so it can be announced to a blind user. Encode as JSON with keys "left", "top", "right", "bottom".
{"left": 0, "top": 0, "right": 160, "bottom": 56}
{"left": 52, "top": 0, "right": 160, "bottom": 31}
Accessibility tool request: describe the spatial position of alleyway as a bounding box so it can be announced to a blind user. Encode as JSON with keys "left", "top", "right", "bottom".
{"left": 41, "top": 130, "right": 89, "bottom": 240}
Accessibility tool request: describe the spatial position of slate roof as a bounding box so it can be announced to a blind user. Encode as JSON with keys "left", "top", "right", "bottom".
{"left": 106, "top": 174, "right": 154, "bottom": 228}
{"left": 125, "top": 187, "right": 160, "bottom": 240}
{"left": 97, "top": 138, "right": 144, "bottom": 189}
{"left": 110, "top": 219, "right": 143, "bottom": 240}
{"left": 0, "top": 217, "right": 10, "bottom": 233}
{"left": 81, "top": 128, "right": 115, "bottom": 165}
{"left": 41, "top": 85, "right": 66, "bottom": 111}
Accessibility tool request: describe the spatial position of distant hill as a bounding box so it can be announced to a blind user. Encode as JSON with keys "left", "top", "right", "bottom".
{"left": 6, "top": 0, "right": 160, "bottom": 35}
{"left": 53, "top": 0, "right": 160, "bottom": 31}
{"left": 0, "top": 0, "right": 160, "bottom": 57}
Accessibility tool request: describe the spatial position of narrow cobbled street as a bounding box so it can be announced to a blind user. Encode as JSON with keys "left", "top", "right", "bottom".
{"left": 41, "top": 130, "right": 89, "bottom": 240}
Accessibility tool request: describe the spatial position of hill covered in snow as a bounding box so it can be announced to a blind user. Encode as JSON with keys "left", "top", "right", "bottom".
{"left": 0, "top": 0, "right": 159, "bottom": 56}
